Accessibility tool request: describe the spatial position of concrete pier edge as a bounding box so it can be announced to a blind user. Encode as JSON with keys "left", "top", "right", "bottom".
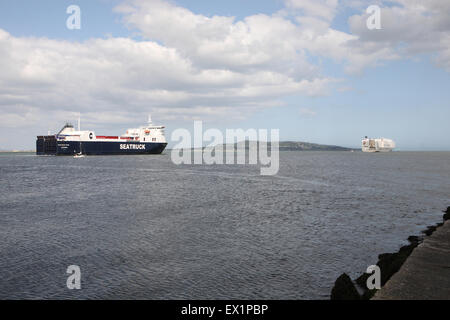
{"left": 330, "top": 206, "right": 450, "bottom": 300}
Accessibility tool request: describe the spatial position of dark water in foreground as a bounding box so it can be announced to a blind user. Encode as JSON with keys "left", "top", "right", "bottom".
{"left": 0, "top": 151, "right": 449, "bottom": 299}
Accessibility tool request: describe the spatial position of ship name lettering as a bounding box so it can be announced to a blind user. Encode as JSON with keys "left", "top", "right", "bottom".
{"left": 120, "top": 144, "right": 145, "bottom": 150}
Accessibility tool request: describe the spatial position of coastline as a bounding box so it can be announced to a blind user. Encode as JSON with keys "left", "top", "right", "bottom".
{"left": 331, "top": 206, "right": 450, "bottom": 300}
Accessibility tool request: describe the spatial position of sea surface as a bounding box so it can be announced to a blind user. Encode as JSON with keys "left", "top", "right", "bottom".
{"left": 0, "top": 151, "right": 449, "bottom": 299}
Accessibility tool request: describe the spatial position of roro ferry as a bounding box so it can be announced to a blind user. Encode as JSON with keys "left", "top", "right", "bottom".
{"left": 36, "top": 116, "right": 167, "bottom": 155}
{"left": 361, "top": 136, "right": 395, "bottom": 152}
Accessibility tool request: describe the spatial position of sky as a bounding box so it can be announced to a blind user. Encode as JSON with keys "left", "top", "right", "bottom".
{"left": 0, "top": 0, "right": 449, "bottom": 150}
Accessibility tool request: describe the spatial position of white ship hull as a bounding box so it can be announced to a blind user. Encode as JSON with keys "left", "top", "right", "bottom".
{"left": 361, "top": 137, "right": 395, "bottom": 153}
{"left": 361, "top": 147, "right": 393, "bottom": 153}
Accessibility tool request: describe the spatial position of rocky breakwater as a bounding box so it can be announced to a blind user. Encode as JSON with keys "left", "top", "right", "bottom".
{"left": 330, "top": 206, "right": 450, "bottom": 300}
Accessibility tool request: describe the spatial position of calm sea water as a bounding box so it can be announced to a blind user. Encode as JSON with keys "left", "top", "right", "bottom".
{"left": 0, "top": 151, "right": 449, "bottom": 299}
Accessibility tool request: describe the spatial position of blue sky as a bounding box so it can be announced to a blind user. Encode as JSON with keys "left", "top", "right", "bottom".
{"left": 0, "top": 0, "right": 449, "bottom": 150}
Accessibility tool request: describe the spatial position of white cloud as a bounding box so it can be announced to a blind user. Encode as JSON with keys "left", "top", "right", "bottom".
{"left": 0, "top": 27, "right": 331, "bottom": 132}
{"left": 348, "top": 0, "right": 450, "bottom": 71}
{"left": 299, "top": 107, "right": 317, "bottom": 117}
{"left": 116, "top": 0, "right": 321, "bottom": 79}
{"left": 114, "top": 0, "right": 413, "bottom": 76}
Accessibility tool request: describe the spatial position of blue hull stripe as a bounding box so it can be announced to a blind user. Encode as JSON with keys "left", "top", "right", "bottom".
{"left": 37, "top": 140, "right": 167, "bottom": 155}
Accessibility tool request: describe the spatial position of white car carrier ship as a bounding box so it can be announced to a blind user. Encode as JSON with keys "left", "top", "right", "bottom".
{"left": 37, "top": 116, "right": 167, "bottom": 155}
{"left": 361, "top": 136, "right": 395, "bottom": 152}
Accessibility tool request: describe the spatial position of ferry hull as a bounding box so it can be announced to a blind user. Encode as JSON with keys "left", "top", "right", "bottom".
{"left": 37, "top": 139, "right": 167, "bottom": 155}
{"left": 361, "top": 147, "right": 393, "bottom": 153}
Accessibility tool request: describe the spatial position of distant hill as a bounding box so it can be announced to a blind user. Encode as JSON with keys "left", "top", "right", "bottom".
{"left": 278, "top": 141, "right": 357, "bottom": 151}
{"left": 212, "top": 141, "right": 358, "bottom": 151}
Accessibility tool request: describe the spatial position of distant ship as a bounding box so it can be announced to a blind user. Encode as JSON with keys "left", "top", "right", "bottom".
{"left": 361, "top": 136, "right": 395, "bottom": 152}
{"left": 37, "top": 115, "right": 167, "bottom": 155}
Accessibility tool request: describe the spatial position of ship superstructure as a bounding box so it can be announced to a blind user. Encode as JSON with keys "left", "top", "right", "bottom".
{"left": 37, "top": 116, "right": 167, "bottom": 155}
